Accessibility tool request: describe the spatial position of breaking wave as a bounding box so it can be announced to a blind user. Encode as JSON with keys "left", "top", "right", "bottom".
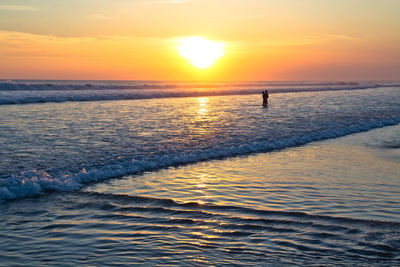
{"left": 0, "top": 80, "right": 365, "bottom": 91}
{"left": 1, "top": 117, "right": 399, "bottom": 202}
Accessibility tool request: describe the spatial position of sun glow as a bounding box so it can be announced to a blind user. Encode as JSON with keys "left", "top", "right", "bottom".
{"left": 178, "top": 37, "right": 225, "bottom": 69}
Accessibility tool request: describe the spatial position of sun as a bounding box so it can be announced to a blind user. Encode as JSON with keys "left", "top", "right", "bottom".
{"left": 178, "top": 36, "right": 225, "bottom": 69}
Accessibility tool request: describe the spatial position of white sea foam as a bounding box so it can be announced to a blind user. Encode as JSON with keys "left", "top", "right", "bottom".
{"left": 1, "top": 117, "right": 398, "bottom": 202}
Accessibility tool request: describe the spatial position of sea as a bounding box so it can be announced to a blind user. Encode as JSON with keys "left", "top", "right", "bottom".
{"left": 0, "top": 80, "right": 399, "bottom": 266}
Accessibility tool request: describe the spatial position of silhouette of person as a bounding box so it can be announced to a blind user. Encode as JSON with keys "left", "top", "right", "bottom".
{"left": 262, "top": 90, "right": 269, "bottom": 107}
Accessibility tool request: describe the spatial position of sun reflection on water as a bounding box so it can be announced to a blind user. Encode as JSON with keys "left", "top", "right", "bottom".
{"left": 197, "top": 97, "right": 209, "bottom": 116}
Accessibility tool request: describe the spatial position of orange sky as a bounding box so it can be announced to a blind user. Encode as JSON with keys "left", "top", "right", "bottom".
{"left": 0, "top": 0, "right": 399, "bottom": 81}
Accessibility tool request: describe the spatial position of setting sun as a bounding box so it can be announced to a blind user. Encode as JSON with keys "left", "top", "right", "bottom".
{"left": 178, "top": 37, "right": 225, "bottom": 69}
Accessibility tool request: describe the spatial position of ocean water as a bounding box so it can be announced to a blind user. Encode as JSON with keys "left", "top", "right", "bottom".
{"left": 0, "top": 80, "right": 399, "bottom": 265}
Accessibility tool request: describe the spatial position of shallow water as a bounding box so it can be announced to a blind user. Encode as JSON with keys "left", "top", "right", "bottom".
{"left": 1, "top": 86, "right": 399, "bottom": 200}
{"left": 86, "top": 125, "right": 400, "bottom": 222}
{"left": 1, "top": 192, "right": 400, "bottom": 266}
{"left": 1, "top": 127, "right": 400, "bottom": 266}
{"left": 0, "top": 83, "right": 400, "bottom": 265}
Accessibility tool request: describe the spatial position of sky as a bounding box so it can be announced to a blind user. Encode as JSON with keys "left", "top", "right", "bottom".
{"left": 0, "top": 0, "right": 399, "bottom": 81}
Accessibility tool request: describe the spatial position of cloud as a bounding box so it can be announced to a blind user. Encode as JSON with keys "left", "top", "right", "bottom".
{"left": 140, "top": 0, "right": 191, "bottom": 4}
{"left": 87, "top": 13, "right": 108, "bottom": 20}
{"left": 0, "top": 5, "right": 38, "bottom": 11}
{"left": 233, "top": 33, "right": 358, "bottom": 50}
{"left": 327, "top": 34, "right": 359, "bottom": 41}
{"left": 0, "top": 30, "right": 173, "bottom": 59}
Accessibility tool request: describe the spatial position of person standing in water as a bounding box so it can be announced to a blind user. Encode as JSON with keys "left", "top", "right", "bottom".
{"left": 262, "top": 90, "right": 269, "bottom": 107}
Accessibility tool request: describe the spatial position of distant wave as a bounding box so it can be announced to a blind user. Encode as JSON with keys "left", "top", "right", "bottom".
{"left": 1, "top": 117, "right": 399, "bottom": 202}
{"left": 0, "top": 81, "right": 363, "bottom": 91}
{"left": 0, "top": 84, "right": 394, "bottom": 105}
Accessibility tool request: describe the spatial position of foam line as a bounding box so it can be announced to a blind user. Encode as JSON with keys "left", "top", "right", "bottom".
{"left": 1, "top": 117, "right": 398, "bottom": 202}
